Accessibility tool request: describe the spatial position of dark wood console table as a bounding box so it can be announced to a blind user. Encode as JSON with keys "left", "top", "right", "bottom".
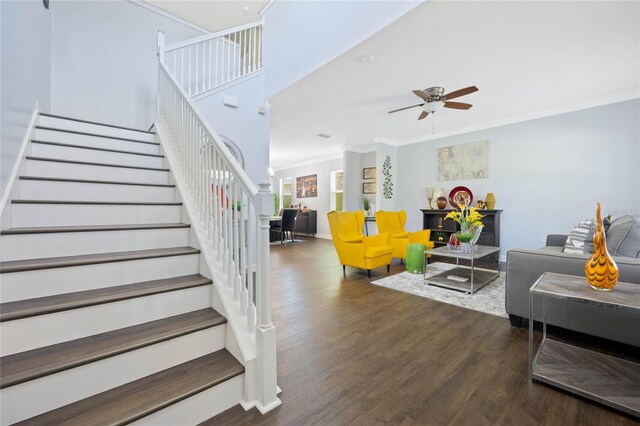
{"left": 420, "top": 209, "right": 502, "bottom": 263}
{"left": 295, "top": 210, "right": 317, "bottom": 237}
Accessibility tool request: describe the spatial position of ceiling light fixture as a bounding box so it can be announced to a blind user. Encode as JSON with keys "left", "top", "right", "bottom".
{"left": 358, "top": 55, "right": 375, "bottom": 64}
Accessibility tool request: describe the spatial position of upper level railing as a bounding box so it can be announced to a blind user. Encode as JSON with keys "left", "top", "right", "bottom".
{"left": 156, "top": 30, "right": 279, "bottom": 412}
{"left": 164, "top": 21, "right": 263, "bottom": 98}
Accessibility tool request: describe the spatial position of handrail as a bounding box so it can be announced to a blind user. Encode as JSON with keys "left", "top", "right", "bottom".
{"left": 156, "top": 30, "right": 280, "bottom": 413}
{"left": 159, "top": 59, "right": 258, "bottom": 195}
{"left": 163, "top": 21, "right": 263, "bottom": 98}
{"left": 165, "top": 20, "right": 263, "bottom": 52}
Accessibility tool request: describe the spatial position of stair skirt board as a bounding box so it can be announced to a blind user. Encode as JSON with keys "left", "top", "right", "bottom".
{"left": 33, "top": 128, "right": 160, "bottom": 155}
{"left": 1, "top": 227, "right": 189, "bottom": 261}
{"left": 0, "top": 327, "right": 225, "bottom": 425}
{"left": 38, "top": 114, "right": 156, "bottom": 142}
{"left": 11, "top": 203, "right": 182, "bottom": 227}
{"left": 131, "top": 374, "right": 243, "bottom": 426}
{"left": 30, "top": 142, "right": 165, "bottom": 169}
{"left": 0, "top": 285, "right": 212, "bottom": 356}
{"left": 18, "top": 178, "right": 176, "bottom": 203}
{"left": 1, "top": 254, "right": 200, "bottom": 302}
{"left": 25, "top": 159, "right": 170, "bottom": 185}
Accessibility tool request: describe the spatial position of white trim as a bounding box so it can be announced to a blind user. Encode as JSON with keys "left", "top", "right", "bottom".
{"left": 192, "top": 70, "right": 264, "bottom": 102}
{"left": 270, "top": 153, "right": 343, "bottom": 173}
{"left": 395, "top": 91, "right": 640, "bottom": 147}
{"left": 342, "top": 144, "right": 376, "bottom": 154}
{"left": 128, "top": 1, "right": 209, "bottom": 34}
{"left": 0, "top": 108, "right": 38, "bottom": 217}
{"left": 314, "top": 233, "right": 332, "bottom": 240}
{"left": 259, "top": 0, "right": 276, "bottom": 17}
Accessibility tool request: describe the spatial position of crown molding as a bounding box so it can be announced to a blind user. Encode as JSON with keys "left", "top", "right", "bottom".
{"left": 259, "top": 0, "right": 276, "bottom": 17}
{"left": 396, "top": 91, "right": 640, "bottom": 147}
{"left": 342, "top": 144, "right": 376, "bottom": 154}
{"left": 129, "top": 1, "right": 209, "bottom": 34}
{"left": 271, "top": 153, "right": 343, "bottom": 173}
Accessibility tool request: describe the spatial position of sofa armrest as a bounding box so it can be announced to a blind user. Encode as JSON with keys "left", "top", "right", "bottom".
{"left": 546, "top": 234, "right": 567, "bottom": 247}
{"left": 506, "top": 249, "right": 640, "bottom": 319}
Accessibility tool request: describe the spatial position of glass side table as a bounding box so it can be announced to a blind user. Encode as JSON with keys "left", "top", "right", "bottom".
{"left": 529, "top": 272, "right": 640, "bottom": 417}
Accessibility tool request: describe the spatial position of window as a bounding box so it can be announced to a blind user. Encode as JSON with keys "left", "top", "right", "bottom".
{"left": 280, "top": 177, "right": 292, "bottom": 211}
{"left": 330, "top": 170, "right": 344, "bottom": 211}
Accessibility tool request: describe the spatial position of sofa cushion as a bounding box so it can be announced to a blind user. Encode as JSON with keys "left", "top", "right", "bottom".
{"left": 607, "top": 215, "right": 640, "bottom": 258}
{"left": 563, "top": 219, "right": 593, "bottom": 254}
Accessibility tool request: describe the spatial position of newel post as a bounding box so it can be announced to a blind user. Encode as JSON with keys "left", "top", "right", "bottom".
{"left": 254, "top": 181, "right": 281, "bottom": 412}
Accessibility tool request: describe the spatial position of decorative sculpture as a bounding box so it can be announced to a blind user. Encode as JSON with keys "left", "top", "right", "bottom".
{"left": 585, "top": 202, "right": 619, "bottom": 291}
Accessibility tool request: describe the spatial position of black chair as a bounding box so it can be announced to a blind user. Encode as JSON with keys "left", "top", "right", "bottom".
{"left": 271, "top": 208, "right": 299, "bottom": 244}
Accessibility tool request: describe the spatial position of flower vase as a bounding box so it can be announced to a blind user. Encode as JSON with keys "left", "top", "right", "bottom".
{"left": 485, "top": 193, "right": 496, "bottom": 210}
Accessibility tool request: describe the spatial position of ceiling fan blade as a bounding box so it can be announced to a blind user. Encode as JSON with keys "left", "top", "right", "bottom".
{"left": 418, "top": 111, "right": 429, "bottom": 120}
{"left": 389, "top": 103, "right": 424, "bottom": 113}
{"left": 413, "top": 90, "right": 432, "bottom": 101}
{"left": 443, "top": 86, "right": 478, "bottom": 100}
{"left": 444, "top": 101, "right": 473, "bottom": 110}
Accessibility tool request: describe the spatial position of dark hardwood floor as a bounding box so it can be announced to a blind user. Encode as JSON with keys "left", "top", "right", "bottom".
{"left": 205, "top": 238, "right": 637, "bottom": 425}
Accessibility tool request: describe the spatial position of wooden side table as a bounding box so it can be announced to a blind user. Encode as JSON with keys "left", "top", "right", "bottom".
{"left": 529, "top": 273, "right": 640, "bottom": 417}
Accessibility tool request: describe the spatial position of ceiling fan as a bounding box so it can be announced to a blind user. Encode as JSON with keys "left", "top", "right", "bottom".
{"left": 389, "top": 86, "right": 479, "bottom": 121}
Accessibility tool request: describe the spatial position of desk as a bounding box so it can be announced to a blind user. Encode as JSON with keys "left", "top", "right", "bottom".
{"left": 269, "top": 216, "right": 281, "bottom": 242}
{"left": 364, "top": 216, "right": 376, "bottom": 236}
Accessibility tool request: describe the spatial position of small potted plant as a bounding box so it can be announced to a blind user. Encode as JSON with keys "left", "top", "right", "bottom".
{"left": 362, "top": 195, "right": 372, "bottom": 216}
{"left": 444, "top": 203, "right": 484, "bottom": 253}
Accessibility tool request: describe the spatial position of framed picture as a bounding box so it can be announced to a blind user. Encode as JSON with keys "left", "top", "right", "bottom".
{"left": 363, "top": 182, "right": 376, "bottom": 194}
{"left": 296, "top": 174, "right": 317, "bottom": 198}
{"left": 363, "top": 167, "right": 376, "bottom": 180}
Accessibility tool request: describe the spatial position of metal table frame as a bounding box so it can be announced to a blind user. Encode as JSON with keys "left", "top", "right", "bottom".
{"left": 422, "top": 245, "right": 501, "bottom": 294}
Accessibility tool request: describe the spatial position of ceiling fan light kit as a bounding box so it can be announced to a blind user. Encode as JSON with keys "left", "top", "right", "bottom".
{"left": 388, "top": 85, "right": 479, "bottom": 128}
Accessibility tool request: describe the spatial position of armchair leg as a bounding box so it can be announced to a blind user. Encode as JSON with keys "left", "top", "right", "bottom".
{"left": 342, "top": 265, "right": 346, "bottom": 274}
{"left": 387, "top": 265, "right": 390, "bottom": 273}
{"left": 367, "top": 269, "right": 371, "bottom": 278}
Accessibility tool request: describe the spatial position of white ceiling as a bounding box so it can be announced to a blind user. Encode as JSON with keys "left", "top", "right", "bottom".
{"left": 146, "top": 0, "right": 268, "bottom": 32}
{"left": 269, "top": 1, "right": 640, "bottom": 170}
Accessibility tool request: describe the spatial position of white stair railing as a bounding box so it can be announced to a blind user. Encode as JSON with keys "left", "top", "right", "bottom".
{"left": 156, "top": 31, "right": 279, "bottom": 413}
{"left": 164, "top": 21, "right": 263, "bottom": 98}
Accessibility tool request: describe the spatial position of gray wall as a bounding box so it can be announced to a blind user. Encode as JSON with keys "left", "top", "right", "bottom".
{"left": 343, "top": 150, "right": 362, "bottom": 211}
{"left": 50, "top": 0, "right": 203, "bottom": 129}
{"left": 1, "top": 0, "right": 52, "bottom": 199}
{"left": 272, "top": 157, "right": 343, "bottom": 238}
{"left": 195, "top": 73, "right": 269, "bottom": 184}
{"left": 395, "top": 99, "right": 640, "bottom": 260}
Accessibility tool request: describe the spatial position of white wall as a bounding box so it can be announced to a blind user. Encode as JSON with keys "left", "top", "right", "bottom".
{"left": 195, "top": 74, "right": 269, "bottom": 184}
{"left": 343, "top": 150, "right": 362, "bottom": 212}
{"left": 0, "top": 0, "right": 52, "bottom": 199}
{"left": 395, "top": 99, "right": 640, "bottom": 259}
{"left": 50, "top": 0, "right": 203, "bottom": 129}
{"left": 272, "top": 157, "right": 343, "bottom": 238}
{"left": 261, "top": 0, "right": 421, "bottom": 98}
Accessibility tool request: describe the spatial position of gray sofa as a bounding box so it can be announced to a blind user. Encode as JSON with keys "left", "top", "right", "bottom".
{"left": 505, "top": 234, "right": 640, "bottom": 347}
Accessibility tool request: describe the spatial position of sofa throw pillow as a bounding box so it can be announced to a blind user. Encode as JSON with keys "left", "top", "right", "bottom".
{"left": 563, "top": 219, "right": 594, "bottom": 254}
{"left": 607, "top": 215, "right": 640, "bottom": 258}
{"left": 584, "top": 215, "right": 611, "bottom": 254}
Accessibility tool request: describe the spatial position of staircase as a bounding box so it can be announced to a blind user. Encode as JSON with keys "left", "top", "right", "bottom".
{"left": 0, "top": 113, "right": 245, "bottom": 424}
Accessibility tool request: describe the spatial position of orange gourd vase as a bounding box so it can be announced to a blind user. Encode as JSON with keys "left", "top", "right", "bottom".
{"left": 585, "top": 202, "right": 619, "bottom": 291}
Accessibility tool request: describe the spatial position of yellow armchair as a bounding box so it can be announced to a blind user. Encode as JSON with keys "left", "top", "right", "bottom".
{"left": 375, "top": 210, "right": 434, "bottom": 260}
{"left": 327, "top": 210, "right": 393, "bottom": 277}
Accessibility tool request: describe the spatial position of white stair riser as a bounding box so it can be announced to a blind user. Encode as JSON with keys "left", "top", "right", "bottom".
{"left": 34, "top": 128, "right": 160, "bottom": 155}
{"left": 26, "top": 159, "right": 170, "bottom": 185}
{"left": 0, "top": 326, "right": 224, "bottom": 425}
{"left": 1, "top": 254, "right": 200, "bottom": 302}
{"left": 18, "top": 179, "right": 176, "bottom": 203}
{"left": 11, "top": 203, "right": 181, "bottom": 227}
{"left": 38, "top": 115, "right": 156, "bottom": 142}
{"left": 1, "top": 228, "right": 190, "bottom": 261}
{"left": 132, "top": 374, "right": 243, "bottom": 426}
{"left": 0, "top": 285, "right": 212, "bottom": 356}
{"left": 30, "top": 143, "right": 165, "bottom": 169}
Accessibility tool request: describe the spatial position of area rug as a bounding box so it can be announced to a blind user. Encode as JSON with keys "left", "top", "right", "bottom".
{"left": 371, "top": 262, "right": 508, "bottom": 318}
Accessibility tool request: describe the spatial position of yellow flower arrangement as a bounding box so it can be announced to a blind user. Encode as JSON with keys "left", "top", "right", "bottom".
{"left": 445, "top": 203, "right": 484, "bottom": 243}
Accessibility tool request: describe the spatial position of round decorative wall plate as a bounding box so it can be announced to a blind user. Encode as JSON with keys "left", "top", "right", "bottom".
{"left": 448, "top": 186, "right": 473, "bottom": 209}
